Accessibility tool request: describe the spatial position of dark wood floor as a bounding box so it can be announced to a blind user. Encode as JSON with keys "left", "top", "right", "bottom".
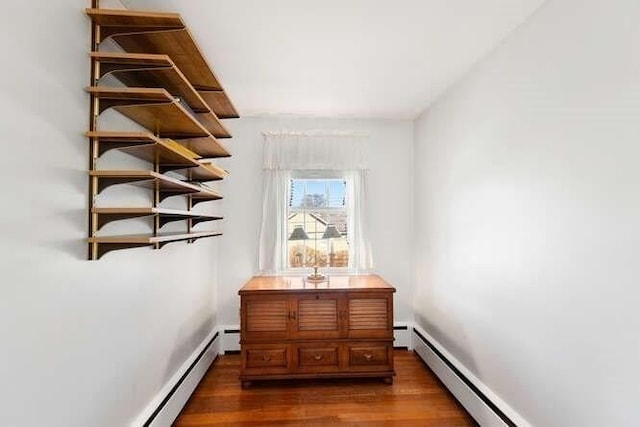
{"left": 174, "top": 350, "right": 476, "bottom": 426}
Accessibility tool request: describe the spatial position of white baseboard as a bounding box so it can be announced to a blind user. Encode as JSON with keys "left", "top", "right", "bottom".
{"left": 130, "top": 328, "right": 222, "bottom": 427}
{"left": 393, "top": 322, "right": 411, "bottom": 348}
{"left": 411, "top": 324, "right": 529, "bottom": 427}
{"left": 220, "top": 325, "right": 241, "bottom": 352}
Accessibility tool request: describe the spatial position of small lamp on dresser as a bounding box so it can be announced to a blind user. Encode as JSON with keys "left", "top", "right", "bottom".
{"left": 288, "top": 225, "right": 325, "bottom": 280}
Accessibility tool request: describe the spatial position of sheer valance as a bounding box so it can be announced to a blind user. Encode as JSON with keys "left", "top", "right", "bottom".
{"left": 262, "top": 131, "right": 369, "bottom": 170}
{"left": 258, "top": 130, "right": 373, "bottom": 274}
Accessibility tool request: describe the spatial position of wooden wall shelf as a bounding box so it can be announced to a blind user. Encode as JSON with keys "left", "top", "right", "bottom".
{"left": 87, "top": 86, "right": 231, "bottom": 141}
{"left": 86, "top": 8, "right": 239, "bottom": 119}
{"left": 92, "top": 207, "right": 222, "bottom": 230}
{"left": 88, "top": 131, "right": 200, "bottom": 167}
{"left": 87, "top": 6, "right": 236, "bottom": 260}
{"left": 198, "top": 91, "right": 239, "bottom": 119}
{"left": 90, "top": 170, "right": 222, "bottom": 200}
{"left": 87, "top": 131, "right": 227, "bottom": 179}
{"left": 186, "top": 162, "right": 228, "bottom": 182}
{"left": 92, "top": 52, "right": 232, "bottom": 137}
{"left": 88, "top": 231, "right": 222, "bottom": 259}
{"left": 92, "top": 51, "right": 211, "bottom": 113}
{"left": 167, "top": 165, "right": 227, "bottom": 182}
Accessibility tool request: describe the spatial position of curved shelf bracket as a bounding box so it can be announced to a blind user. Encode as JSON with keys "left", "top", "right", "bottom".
{"left": 93, "top": 242, "right": 152, "bottom": 260}
{"left": 97, "top": 176, "right": 151, "bottom": 194}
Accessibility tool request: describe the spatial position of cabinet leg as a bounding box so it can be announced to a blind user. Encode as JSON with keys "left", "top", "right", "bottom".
{"left": 241, "top": 381, "right": 252, "bottom": 389}
{"left": 383, "top": 377, "right": 393, "bottom": 385}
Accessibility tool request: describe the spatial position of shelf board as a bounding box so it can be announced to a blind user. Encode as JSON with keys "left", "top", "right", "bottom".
{"left": 87, "top": 86, "right": 232, "bottom": 142}
{"left": 189, "top": 161, "right": 228, "bottom": 182}
{"left": 88, "top": 131, "right": 227, "bottom": 179}
{"left": 91, "top": 52, "right": 232, "bottom": 137}
{"left": 92, "top": 51, "right": 210, "bottom": 113}
{"left": 172, "top": 161, "right": 227, "bottom": 182}
{"left": 198, "top": 90, "right": 239, "bottom": 119}
{"left": 172, "top": 136, "right": 229, "bottom": 160}
{"left": 193, "top": 111, "right": 231, "bottom": 138}
{"left": 88, "top": 231, "right": 222, "bottom": 260}
{"left": 91, "top": 206, "right": 223, "bottom": 229}
{"left": 86, "top": 8, "right": 239, "bottom": 118}
{"left": 90, "top": 170, "right": 222, "bottom": 204}
{"left": 87, "top": 131, "right": 201, "bottom": 168}
{"left": 191, "top": 190, "right": 224, "bottom": 205}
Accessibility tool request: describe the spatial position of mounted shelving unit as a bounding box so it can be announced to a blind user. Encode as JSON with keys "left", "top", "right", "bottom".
{"left": 87, "top": 4, "right": 238, "bottom": 260}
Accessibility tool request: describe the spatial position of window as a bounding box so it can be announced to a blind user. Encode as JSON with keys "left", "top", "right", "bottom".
{"left": 287, "top": 175, "right": 350, "bottom": 269}
{"left": 258, "top": 131, "right": 371, "bottom": 274}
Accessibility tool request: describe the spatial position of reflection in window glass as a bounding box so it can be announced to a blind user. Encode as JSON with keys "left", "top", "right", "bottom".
{"left": 287, "top": 178, "right": 349, "bottom": 268}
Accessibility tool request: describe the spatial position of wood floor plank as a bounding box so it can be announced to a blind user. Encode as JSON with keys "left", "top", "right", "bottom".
{"left": 174, "top": 350, "right": 476, "bottom": 426}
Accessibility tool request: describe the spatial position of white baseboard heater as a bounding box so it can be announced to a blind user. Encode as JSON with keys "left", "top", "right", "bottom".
{"left": 411, "top": 326, "right": 527, "bottom": 427}
{"left": 134, "top": 330, "right": 221, "bottom": 427}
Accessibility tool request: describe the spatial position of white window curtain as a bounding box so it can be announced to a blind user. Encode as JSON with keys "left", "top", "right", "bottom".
{"left": 258, "top": 130, "right": 373, "bottom": 274}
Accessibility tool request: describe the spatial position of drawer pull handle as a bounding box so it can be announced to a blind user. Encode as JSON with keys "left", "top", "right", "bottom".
{"left": 364, "top": 354, "right": 373, "bottom": 361}
{"left": 313, "top": 354, "right": 323, "bottom": 361}
{"left": 262, "top": 355, "right": 271, "bottom": 361}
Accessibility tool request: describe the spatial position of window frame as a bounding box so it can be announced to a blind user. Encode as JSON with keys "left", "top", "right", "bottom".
{"left": 284, "top": 170, "right": 352, "bottom": 275}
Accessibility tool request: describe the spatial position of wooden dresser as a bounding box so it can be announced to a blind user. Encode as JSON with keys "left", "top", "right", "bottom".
{"left": 238, "top": 274, "right": 396, "bottom": 386}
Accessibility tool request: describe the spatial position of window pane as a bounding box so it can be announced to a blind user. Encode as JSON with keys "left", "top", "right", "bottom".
{"left": 287, "top": 178, "right": 349, "bottom": 269}
{"left": 327, "top": 180, "right": 346, "bottom": 207}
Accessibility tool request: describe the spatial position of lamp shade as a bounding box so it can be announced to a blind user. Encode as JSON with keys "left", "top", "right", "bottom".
{"left": 288, "top": 226, "right": 310, "bottom": 241}
{"left": 322, "top": 224, "right": 342, "bottom": 239}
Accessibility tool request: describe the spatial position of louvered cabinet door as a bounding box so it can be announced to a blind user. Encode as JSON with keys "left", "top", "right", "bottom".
{"left": 241, "top": 295, "right": 291, "bottom": 341}
{"left": 346, "top": 293, "right": 393, "bottom": 339}
{"left": 291, "top": 293, "right": 343, "bottom": 340}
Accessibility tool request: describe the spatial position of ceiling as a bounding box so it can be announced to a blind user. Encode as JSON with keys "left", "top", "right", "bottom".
{"left": 123, "top": 0, "right": 545, "bottom": 119}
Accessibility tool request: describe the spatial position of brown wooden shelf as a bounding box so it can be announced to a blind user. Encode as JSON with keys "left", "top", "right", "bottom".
{"left": 87, "top": 131, "right": 200, "bottom": 168}
{"left": 86, "top": 8, "right": 239, "bottom": 118}
{"left": 182, "top": 161, "right": 228, "bottom": 182}
{"left": 87, "top": 86, "right": 232, "bottom": 143}
{"left": 193, "top": 111, "right": 231, "bottom": 138}
{"left": 92, "top": 51, "right": 210, "bottom": 113}
{"left": 197, "top": 91, "right": 239, "bottom": 119}
{"left": 90, "top": 170, "right": 222, "bottom": 204}
{"left": 92, "top": 206, "right": 222, "bottom": 230}
{"left": 88, "top": 231, "right": 222, "bottom": 259}
{"left": 87, "top": 131, "right": 227, "bottom": 179}
{"left": 91, "top": 52, "right": 232, "bottom": 136}
{"left": 175, "top": 136, "right": 230, "bottom": 160}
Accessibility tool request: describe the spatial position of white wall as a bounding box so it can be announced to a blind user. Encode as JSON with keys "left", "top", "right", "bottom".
{"left": 413, "top": 0, "right": 640, "bottom": 425}
{"left": 0, "top": 1, "right": 220, "bottom": 426}
{"left": 216, "top": 116, "right": 414, "bottom": 326}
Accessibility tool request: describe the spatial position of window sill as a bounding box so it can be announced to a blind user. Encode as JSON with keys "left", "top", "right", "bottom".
{"left": 258, "top": 268, "right": 373, "bottom": 277}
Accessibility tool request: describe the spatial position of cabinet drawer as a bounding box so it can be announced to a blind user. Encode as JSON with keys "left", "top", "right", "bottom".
{"left": 298, "top": 346, "right": 339, "bottom": 367}
{"left": 245, "top": 347, "right": 288, "bottom": 368}
{"left": 348, "top": 344, "right": 390, "bottom": 367}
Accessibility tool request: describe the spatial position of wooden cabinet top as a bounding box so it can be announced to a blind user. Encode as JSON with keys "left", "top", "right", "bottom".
{"left": 239, "top": 274, "right": 395, "bottom": 295}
